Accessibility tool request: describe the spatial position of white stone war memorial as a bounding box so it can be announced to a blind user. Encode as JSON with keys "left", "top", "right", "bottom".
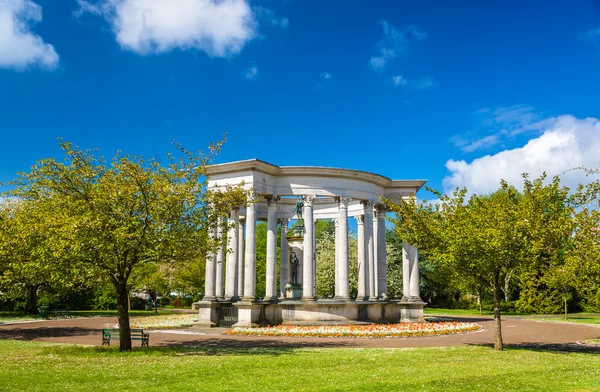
{"left": 196, "top": 160, "right": 427, "bottom": 328}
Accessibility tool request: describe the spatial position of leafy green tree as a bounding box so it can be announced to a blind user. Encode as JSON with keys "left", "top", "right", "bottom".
{"left": 515, "top": 175, "right": 575, "bottom": 314}
{"left": 567, "top": 165, "right": 600, "bottom": 311}
{"left": 390, "top": 175, "right": 572, "bottom": 350}
{"left": 6, "top": 140, "right": 246, "bottom": 350}
{"left": 0, "top": 198, "right": 82, "bottom": 314}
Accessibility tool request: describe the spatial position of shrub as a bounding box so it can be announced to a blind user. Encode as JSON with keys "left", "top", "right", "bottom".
{"left": 170, "top": 298, "right": 182, "bottom": 308}
{"left": 91, "top": 287, "right": 117, "bottom": 310}
{"left": 130, "top": 296, "right": 148, "bottom": 311}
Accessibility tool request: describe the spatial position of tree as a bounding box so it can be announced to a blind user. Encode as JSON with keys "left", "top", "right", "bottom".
{"left": 7, "top": 140, "right": 246, "bottom": 350}
{"left": 567, "top": 164, "right": 600, "bottom": 311}
{"left": 515, "top": 175, "right": 575, "bottom": 315}
{"left": 390, "top": 175, "right": 572, "bottom": 351}
{"left": 0, "top": 198, "right": 83, "bottom": 314}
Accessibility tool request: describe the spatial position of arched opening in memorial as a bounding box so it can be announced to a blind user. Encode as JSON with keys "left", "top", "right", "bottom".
{"left": 195, "top": 159, "right": 427, "bottom": 328}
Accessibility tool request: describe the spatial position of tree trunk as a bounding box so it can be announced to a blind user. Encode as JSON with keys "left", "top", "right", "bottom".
{"left": 564, "top": 296, "right": 568, "bottom": 321}
{"left": 492, "top": 288, "right": 503, "bottom": 351}
{"left": 114, "top": 280, "right": 132, "bottom": 351}
{"left": 25, "top": 285, "right": 39, "bottom": 315}
{"left": 503, "top": 270, "right": 513, "bottom": 302}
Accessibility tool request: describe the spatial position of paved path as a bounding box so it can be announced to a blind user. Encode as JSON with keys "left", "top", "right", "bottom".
{"left": 1, "top": 316, "right": 600, "bottom": 352}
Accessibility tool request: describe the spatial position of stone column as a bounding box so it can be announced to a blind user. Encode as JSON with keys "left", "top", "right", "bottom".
{"left": 407, "top": 242, "right": 421, "bottom": 301}
{"left": 279, "top": 219, "right": 289, "bottom": 298}
{"left": 364, "top": 201, "right": 376, "bottom": 300}
{"left": 334, "top": 218, "right": 339, "bottom": 298}
{"left": 376, "top": 206, "right": 388, "bottom": 299}
{"left": 372, "top": 205, "right": 379, "bottom": 298}
{"left": 356, "top": 215, "right": 368, "bottom": 300}
{"left": 215, "top": 220, "right": 225, "bottom": 301}
{"left": 302, "top": 195, "right": 316, "bottom": 301}
{"left": 243, "top": 201, "right": 257, "bottom": 302}
{"left": 202, "top": 225, "right": 217, "bottom": 301}
{"left": 335, "top": 197, "right": 351, "bottom": 300}
{"left": 402, "top": 242, "right": 415, "bottom": 300}
{"left": 264, "top": 196, "right": 278, "bottom": 302}
{"left": 225, "top": 209, "right": 239, "bottom": 301}
{"left": 237, "top": 218, "right": 245, "bottom": 299}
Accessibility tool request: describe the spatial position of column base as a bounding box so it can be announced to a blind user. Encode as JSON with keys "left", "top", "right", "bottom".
{"left": 301, "top": 296, "right": 317, "bottom": 302}
{"left": 202, "top": 295, "right": 218, "bottom": 302}
{"left": 333, "top": 296, "right": 351, "bottom": 302}
{"left": 262, "top": 296, "right": 279, "bottom": 303}
{"left": 355, "top": 296, "right": 369, "bottom": 301}
{"left": 225, "top": 296, "right": 241, "bottom": 302}
{"left": 399, "top": 299, "right": 426, "bottom": 323}
{"left": 232, "top": 302, "right": 265, "bottom": 328}
{"left": 193, "top": 301, "right": 220, "bottom": 328}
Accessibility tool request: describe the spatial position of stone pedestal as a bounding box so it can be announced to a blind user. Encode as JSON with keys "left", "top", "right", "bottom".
{"left": 399, "top": 299, "right": 426, "bottom": 323}
{"left": 193, "top": 301, "right": 221, "bottom": 328}
{"left": 232, "top": 302, "right": 264, "bottom": 328}
{"left": 285, "top": 286, "right": 302, "bottom": 299}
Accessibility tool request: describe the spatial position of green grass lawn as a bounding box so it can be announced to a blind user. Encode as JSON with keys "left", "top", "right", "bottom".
{"left": 0, "top": 339, "right": 599, "bottom": 391}
{"left": 0, "top": 310, "right": 182, "bottom": 323}
{"left": 525, "top": 314, "right": 600, "bottom": 325}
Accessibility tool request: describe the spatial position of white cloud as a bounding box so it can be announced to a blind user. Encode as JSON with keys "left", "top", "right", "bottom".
{"left": 415, "top": 76, "right": 436, "bottom": 90}
{"left": 391, "top": 75, "right": 406, "bottom": 86}
{"left": 243, "top": 65, "right": 257, "bottom": 80}
{"left": 451, "top": 105, "right": 552, "bottom": 153}
{"left": 0, "top": 0, "right": 59, "bottom": 70}
{"left": 369, "top": 21, "right": 426, "bottom": 72}
{"left": 315, "top": 71, "right": 333, "bottom": 90}
{"left": 390, "top": 75, "right": 436, "bottom": 90}
{"left": 578, "top": 27, "right": 600, "bottom": 43}
{"left": 443, "top": 115, "right": 600, "bottom": 195}
{"left": 460, "top": 135, "right": 500, "bottom": 153}
{"left": 254, "top": 6, "right": 288, "bottom": 29}
{"left": 76, "top": 0, "right": 257, "bottom": 57}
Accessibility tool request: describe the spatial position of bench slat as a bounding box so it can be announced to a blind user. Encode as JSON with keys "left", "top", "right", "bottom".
{"left": 101, "top": 328, "right": 149, "bottom": 347}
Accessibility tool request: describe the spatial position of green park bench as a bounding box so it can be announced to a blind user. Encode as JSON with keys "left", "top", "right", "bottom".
{"left": 102, "top": 328, "right": 149, "bottom": 347}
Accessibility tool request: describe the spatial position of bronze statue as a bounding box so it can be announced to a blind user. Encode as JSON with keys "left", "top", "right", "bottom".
{"left": 290, "top": 251, "right": 300, "bottom": 285}
{"left": 294, "top": 197, "right": 304, "bottom": 223}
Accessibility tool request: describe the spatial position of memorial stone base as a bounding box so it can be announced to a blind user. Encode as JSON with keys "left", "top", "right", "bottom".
{"left": 214, "top": 300, "right": 427, "bottom": 327}
{"left": 192, "top": 301, "right": 225, "bottom": 328}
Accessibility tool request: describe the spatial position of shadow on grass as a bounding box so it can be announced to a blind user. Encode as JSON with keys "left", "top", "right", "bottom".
{"left": 0, "top": 326, "right": 98, "bottom": 340}
{"left": 469, "top": 342, "right": 600, "bottom": 354}
{"left": 33, "top": 337, "right": 352, "bottom": 358}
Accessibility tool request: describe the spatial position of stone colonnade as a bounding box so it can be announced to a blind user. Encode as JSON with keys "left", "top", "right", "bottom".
{"left": 202, "top": 195, "right": 421, "bottom": 303}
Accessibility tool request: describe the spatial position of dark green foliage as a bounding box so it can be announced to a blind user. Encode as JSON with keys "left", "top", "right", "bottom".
{"left": 129, "top": 296, "right": 148, "bottom": 310}
{"left": 516, "top": 272, "right": 563, "bottom": 314}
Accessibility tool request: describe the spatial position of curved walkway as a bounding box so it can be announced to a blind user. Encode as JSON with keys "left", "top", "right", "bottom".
{"left": 1, "top": 316, "right": 600, "bottom": 352}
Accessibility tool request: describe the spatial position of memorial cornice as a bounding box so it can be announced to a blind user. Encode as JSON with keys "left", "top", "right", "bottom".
{"left": 207, "top": 159, "right": 426, "bottom": 191}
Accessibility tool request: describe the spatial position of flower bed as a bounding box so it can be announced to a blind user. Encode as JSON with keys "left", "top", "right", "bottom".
{"left": 129, "top": 314, "right": 198, "bottom": 329}
{"left": 227, "top": 321, "right": 481, "bottom": 338}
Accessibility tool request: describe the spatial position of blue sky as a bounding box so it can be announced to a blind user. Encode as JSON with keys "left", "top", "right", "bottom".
{"left": 1, "top": 0, "right": 600, "bottom": 198}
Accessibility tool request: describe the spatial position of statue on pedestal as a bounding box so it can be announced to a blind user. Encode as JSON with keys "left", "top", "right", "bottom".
{"left": 290, "top": 251, "right": 300, "bottom": 285}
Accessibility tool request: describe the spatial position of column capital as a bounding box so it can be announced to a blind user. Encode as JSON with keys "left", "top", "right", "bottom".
{"left": 356, "top": 215, "right": 365, "bottom": 225}
{"left": 247, "top": 191, "right": 261, "bottom": 204}
{"left": 278, "top": 217, "right": 289, "bottom": 226}
{"left": 361, "top": 200, "right": 374, "bottom": 212}
{"left": 374, "top": 203, "right": 387, "bottom": 214}
{"left": 337, "top": 196, "right": 352, "bottom": 209}
{"left": 302, "top": 195, "right": 316, "bottom": 206}
{"left": 266, "top": 195, "right": 280, "bottom": 206}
